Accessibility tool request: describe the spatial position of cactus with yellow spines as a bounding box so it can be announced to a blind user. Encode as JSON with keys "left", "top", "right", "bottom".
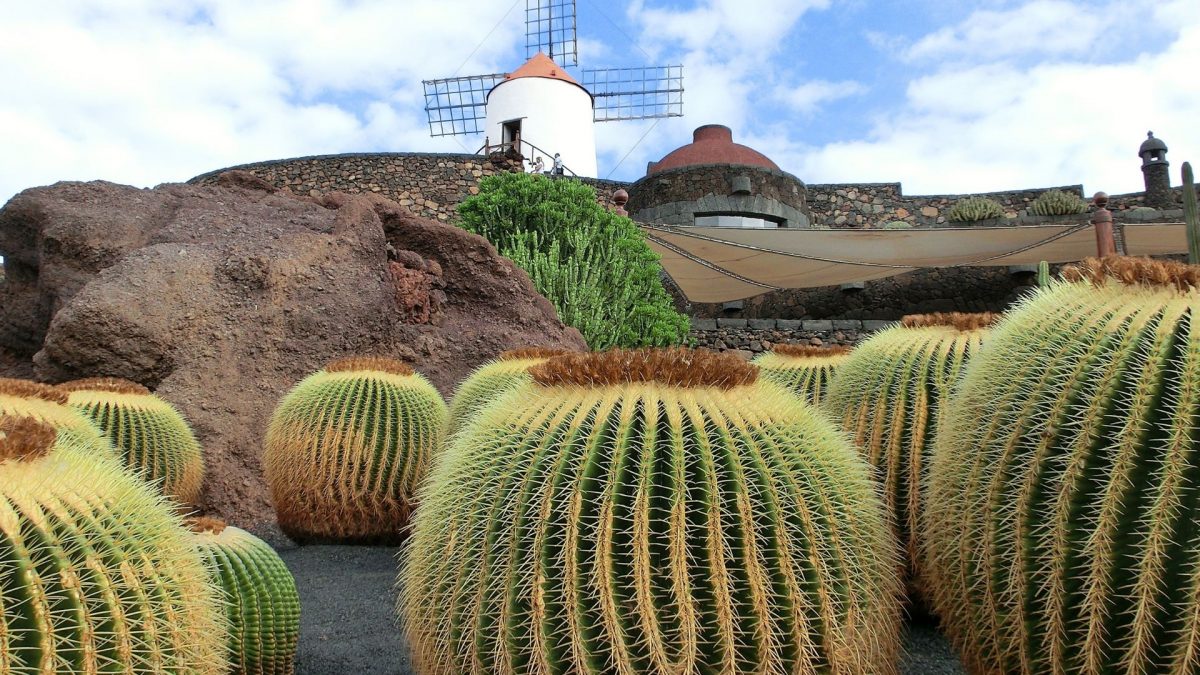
{"left": 399, "top": 348, "right": 902, "bottom": 674}
{"left": 265, "top": 356, "right": 447, "bottom": 543}
{"left": 446, "top": 347, "right": 575, "bottom": 438}
{"left": 752, "top": 343, "right": 852, "bottom": 405}
{"left": 0, "top": 377, "right": 111, "bottom": 452}
{"left": 59, "top": 377, "right": 205, "bottom": 504}
{"left": 823, "top": 312, "right": 997, "bottom": 591}
{"left": 924, "top": 256, "right": 1200, "bottom": 674}
{"left": 188, "top": 517, "right": 300, "bottom": 675}
{"left": 0, "top": 414, "right": 226, "bottom": 673}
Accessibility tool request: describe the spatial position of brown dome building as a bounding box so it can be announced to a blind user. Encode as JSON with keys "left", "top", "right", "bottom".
{"left": 627, "top": 124, "right": 810, "bottom": 229}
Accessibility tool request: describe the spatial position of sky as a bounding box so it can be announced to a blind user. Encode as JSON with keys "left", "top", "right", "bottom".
{"left": 1, "top": 0, "right": 1197, "bottom": 207}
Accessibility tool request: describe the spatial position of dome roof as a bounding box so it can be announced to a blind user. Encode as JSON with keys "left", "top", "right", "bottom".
{"left": 1140, "top": 131, "right": 1167, "bottom": 155}
{"left": 489, "top": 53, "right": 591, "bottom": 99}
{"left": 647, "top": 125, "right": 779, "bottom": 175}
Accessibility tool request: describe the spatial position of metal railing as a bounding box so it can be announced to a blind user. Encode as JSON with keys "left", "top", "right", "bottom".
{"left": 476, "top": 138, "right": 579, "bottom": 177}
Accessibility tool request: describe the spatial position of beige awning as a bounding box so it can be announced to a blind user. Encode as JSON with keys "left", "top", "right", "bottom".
{"left": 643, "top": 222, "right": 1189, "bottom": 303}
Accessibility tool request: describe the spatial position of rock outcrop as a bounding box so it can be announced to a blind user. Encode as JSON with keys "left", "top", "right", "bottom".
{"left": 0, "top": 174, "right": 585, "bottom": 527}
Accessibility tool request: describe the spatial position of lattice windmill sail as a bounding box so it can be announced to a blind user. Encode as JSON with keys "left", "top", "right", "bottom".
{"left": 422, "top": 0, "right": 683, "bottom": 178}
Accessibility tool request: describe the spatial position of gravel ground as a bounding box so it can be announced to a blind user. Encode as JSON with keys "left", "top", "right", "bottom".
{"left": 275, "top": 543, "right": 966, "bottom": 674}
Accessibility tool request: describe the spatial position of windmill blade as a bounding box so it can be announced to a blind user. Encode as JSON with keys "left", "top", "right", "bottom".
{"left": 582, "top": 65, "right": 684, "bottom": 122}
{"left": 422, "top": 73, "right": 507, "bottom": 137}
{"left": 526, "top": 0, "right": 577, "bottom": 67}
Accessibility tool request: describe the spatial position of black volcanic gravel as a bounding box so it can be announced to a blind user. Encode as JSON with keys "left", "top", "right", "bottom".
{"left": 271, "top": 541, "right": 965, "bottom": 674}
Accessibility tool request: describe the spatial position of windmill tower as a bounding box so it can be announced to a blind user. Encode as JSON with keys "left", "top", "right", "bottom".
{"left": 422, "top": 0, "right": 684, "bottom": 178}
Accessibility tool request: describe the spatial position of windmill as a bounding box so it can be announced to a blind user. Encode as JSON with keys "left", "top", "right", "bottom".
{"left": 422, "top": 0, "right": 684, "bottom": 178}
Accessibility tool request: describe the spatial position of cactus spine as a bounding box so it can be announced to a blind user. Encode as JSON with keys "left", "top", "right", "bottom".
{"left": 60, "top": 377, "right": 205, "bottom": 504}
{"left": 924, "top": 257, "right": 1200, "bottom": 674}
{"left": 823, "top": 312, "right": 996, "bottom": 591}
{"left": 189, "top": 518, "right": 300, "bottom": 675}
{"left": 752, "top": 343, "right": 851, "bottom": 405}
{"left": 0, "top": 414, "right": 226, "bottom": 673}
{"left": 400, "top": 349, "right": 901, "bottom": 674}
{"left": 446, "top": 347, "right": 574, "bottom": 439}
{"left": 265, "top": 356, "right": 447, "bottom": 543}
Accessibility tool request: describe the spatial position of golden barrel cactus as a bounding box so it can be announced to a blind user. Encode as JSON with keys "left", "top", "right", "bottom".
{"left": 445, "top": 347, "right": 574, "bottom": 438}
{"left": 0, "top": 377, "right": 111, "bottom": 451}
{"left": 189, "top": 517, "right": 301, "bottom": 675}
{"left": 265, "top": 356, "right": 447, "bottom": 543}
{"left": 60, "top": 377, "right": 205, "bottom": 504}
{"left": 925, "top": 257, "right": 1200, "bottom": 673}
{"left": 400, "top": 348, "right": 901, "bottom": 674}
{"left": 823, "top": 312, "right": 997, "bottom": 590}
{"left": 752, "top": 343, "right": 851, "bottom": 405}
{"left": 0, "top": 414, "right": 226, "bottom": 673}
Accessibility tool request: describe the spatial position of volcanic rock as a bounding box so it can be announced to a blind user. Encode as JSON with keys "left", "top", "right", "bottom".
{"left": 0, "top": 174, "right": 585, "bottom": 527}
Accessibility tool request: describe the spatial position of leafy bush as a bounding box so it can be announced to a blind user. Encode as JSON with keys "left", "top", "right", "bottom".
{"left": 1029, "top": 189, "right": 1086, "bottom": 216}
{"left": 457, "top": 173, "right": 689, "bottom": 349}
{"left": 946, "top": 196, "right": 1005, "bottom": 223}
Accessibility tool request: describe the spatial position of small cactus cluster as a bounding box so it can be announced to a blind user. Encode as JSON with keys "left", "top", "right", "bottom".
{"left": 946, "top": 196, "right": 1005, "bottom": 223}
{"left": 265, "top": 356, "right": 447, "bottom": 543}
{"left": 925, "top": 257, "right": 1200, "bottom": 673}
{"left": 60, "top": 377, "right": 205, "bottom": 504}
{"left": 823, "top": 312, "right": 997, "bottom": 591}
{"left": 1029, "top": 188, "right": 1087, "bottom": 216}
{"left": 0, "top": 413, "right": 226, "bottom": 673}
{"left": 752, "top": 343, "right": 851, "bottom": 405}
{"left": 445, "top": 347, "right": 574, "bottom": 439}
{"left": 401, "top": 348, "right": 901, "bottom": 674}
{"left": 189, "top": 517, "right": 301, "bottom": 675}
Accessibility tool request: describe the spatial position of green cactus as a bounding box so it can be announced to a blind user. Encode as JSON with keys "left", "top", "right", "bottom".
{"left": 752, "top": 343, "right": 851, "bottom": 405}
{"left": 1037, "top": 260, "right": 1051, "bottom": 287}
{"left": 399, "top": 348, "right": 902, "bottom": 674}
{"left": 823, "top": 312, "right": 997, "bottom": 593}
{"left": 265, "top": 356, "right": 448, "bottom": 543}
{"left": 0, "top": 377, "right": 112, "bottom": 452}
{"left": 946, "top": 196, "right": 1005, "bottom": 223}
{"left": 924, "top": 256, "right": 1200, "bottom": 674}
{"left": 60, "top": 377, "right": 205, "bottom": 504}
{"left": 1030, "top": 189, "right": 1087, "bottom": 216}
{"left": 189, "top": 517, "right": 301, "bottom": 675}
{"left": 446, "top": 347, "right": 575, "bottom": 439}
{"left": 1184, "top": 161, "right": 1198, "bottom": 264}
{"left": 0, "top": 414, "right": 226, "bottom": 673}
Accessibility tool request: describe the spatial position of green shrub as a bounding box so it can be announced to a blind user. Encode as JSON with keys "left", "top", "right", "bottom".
{"left": 457, "top": 173, "right": 689, "bottom": 349}
{"left": 946, "top": 196, "right": 1005, "bottom": 222}
{"left": 1029, "top": 189, "right": 1086, "bottom": 216}
{"left": 882, "top": 220, "right": 913, "bottom": 229}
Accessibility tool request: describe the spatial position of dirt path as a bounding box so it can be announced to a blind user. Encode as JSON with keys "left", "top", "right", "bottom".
{"left": 276, "top": 543, "right": 964, "bottom": 675}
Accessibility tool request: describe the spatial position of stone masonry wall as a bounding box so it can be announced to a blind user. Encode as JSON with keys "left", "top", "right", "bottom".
{"left": 806, "top": 183, "right": 1087, "bottom": 229}
{"left": 188, "top": 152, "right": 629, "bottom": 223}
{"left": 626, "top": 163, "right": 809, "bottom": 227}
{"left": 689, "top": 318, "right": 890, "bottom": 358}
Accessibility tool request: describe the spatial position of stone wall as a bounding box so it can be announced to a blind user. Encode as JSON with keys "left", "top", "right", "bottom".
{"left": 188, "top": 152, "right": 629, "bottom": 223}
{"left": 685, "top": 265, "right": 1033, "bottom": 319}
{"left": 806, "top": 183, "right": 1087, "bottom": 229}
{"left": 627, "top": 163, "right": 809, "bottom": 228}
{"left": 690, "top": 318, "right": 890, "bottom": 357}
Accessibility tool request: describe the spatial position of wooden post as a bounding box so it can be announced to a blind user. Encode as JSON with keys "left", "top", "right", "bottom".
{"left": 1091, "top": 191, "right": 1116, "bottom": 257}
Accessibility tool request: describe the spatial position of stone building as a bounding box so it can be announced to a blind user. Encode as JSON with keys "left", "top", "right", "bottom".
{"left": 625, "top": 124, "right": 811, "bottom": 229}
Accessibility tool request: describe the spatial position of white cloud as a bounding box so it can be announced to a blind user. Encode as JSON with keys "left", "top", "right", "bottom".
{"left": 774, "top": 80, "right": 867, "bottom": 115}
{"left": 0, "top": 0, "right": 525, "bottom": 204}
{"left": 790, "top": 3, "right": 1200, "bottom": 195}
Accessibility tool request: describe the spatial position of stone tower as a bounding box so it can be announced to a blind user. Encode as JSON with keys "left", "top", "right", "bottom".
{"left": 1140, "top": 131, "right": 1170, "bottom": 208}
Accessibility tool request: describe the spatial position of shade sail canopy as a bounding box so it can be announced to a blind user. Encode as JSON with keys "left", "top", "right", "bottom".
{"left": 643, "top": 222, "right": 1189, "bottom": 303}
